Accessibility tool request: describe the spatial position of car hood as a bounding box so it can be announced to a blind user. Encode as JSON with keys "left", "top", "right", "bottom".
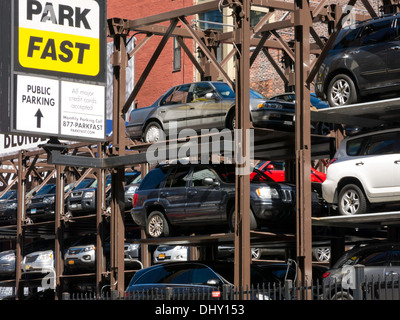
{"left": 0, "top": 250, "right": 15, "bottom": 258}
{"left": 24, "top": 250, "right": 53, "bottom": 257}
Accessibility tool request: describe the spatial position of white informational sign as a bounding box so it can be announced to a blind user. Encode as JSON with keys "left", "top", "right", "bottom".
{"left": 16, "top": 74, "right": 59, "bottom": 134}
{"left": 61, "top": 81, "right": 105, "bottom": 139}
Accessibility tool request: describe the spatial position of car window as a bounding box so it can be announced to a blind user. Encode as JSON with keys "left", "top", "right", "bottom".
{"left": 190, "top": 83, "right": 215, "bottom": 102}
{"left": 333, "top": 27, "right": 362, "bottom": 49}
{"left": 164, "top": 167, "right": 190, "bottom": 188}
{"left": 134, "top": 264, "right": 218, "bottom": 285}
{"left": 346, "top": 137, "right": 364, "bottom": 156}
{"left": 139, "top": 167, "right": 169, "bottom": 190}
{"left": 359, "top": 19, "right": 393, "bottom": 45}
{"left": 363, "top": 132, "right": 399, "bottom": 155}
{"left": 160, "top": 84, "right": 190, "bottom": 105}
{"left": 212, "top": 82, "right": 235, "bottom": 99}
{"left": 211, "top": 164, "right": 236, "bottom": 183}
{"left": 191, "top": 167, "right": 219, "bottom": 187}
{"left": 250, "top": 89, "right": 266, "bottom": 99}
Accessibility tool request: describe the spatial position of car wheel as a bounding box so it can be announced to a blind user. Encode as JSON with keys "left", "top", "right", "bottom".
{"left": 146, "top": 211, "right": 170, "bottom": 238}
{"left": 227, "top": 110, "right": 235, "bottom": 130}
{"left": 251, "top": 248, "right": 261, "bottom": 260}
{"left": 313, "top": 247, "right": 331, "bottom": 262}
{"left": 144, "top": 122, "right": 163, "bottom": 143}
{"left": 338, "top": 184, "right": 368, "bottom": 216}
{"left": 327, "top": 74, "right": 358, "bottom": 106}
{"left": 331, "top": 292, "right": 354, "bottom": 300}
{"left": 228, "top": 207, "right": 258, "bottom": 232}
{"left": 315, "top": 122, "right": 332, "bottom": 135}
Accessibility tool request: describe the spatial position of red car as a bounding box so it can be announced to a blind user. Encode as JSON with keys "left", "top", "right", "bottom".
{"left": 250, "top": 161, "right": 326, "bottom": 183}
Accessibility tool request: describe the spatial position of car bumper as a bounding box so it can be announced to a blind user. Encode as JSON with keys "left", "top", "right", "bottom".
{"left": 67, "top": 199, "right": 96, "bottom": 213}
{"left": 0, "top": 209, "right": 16, "bottom": 225}
{"left": 126, "top": 124, "right": 143, "bottom": 140}
{"left": 21, "top": 261, "right": 53, "bottom": 273}
{"left": 251, "top": 108, "right": 295, "bottom": 128}
{"left": 0, "top": 260, "right": 15, "bottom": 275}
{"left": 252, "top": 199, "right": 295, "bottom": 222}
{"left": 65, "top": 253, "right": 96, "bottom": 268}
{"left": 130, "top": 208, "right": 146, "bottom": 227}
{"left": 322, "top": 179, "right": 337, "bottom": 204}
{"left": 26, "top": 204, "right": 55, "bottom": 220}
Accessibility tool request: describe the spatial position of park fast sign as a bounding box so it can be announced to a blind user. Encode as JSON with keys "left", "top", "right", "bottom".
{"left": 0, "top": 0, "right": 107, "bottom": 142}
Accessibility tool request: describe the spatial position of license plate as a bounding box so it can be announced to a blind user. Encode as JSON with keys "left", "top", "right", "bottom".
{"left": 30, "top": 208, "right": 36, "bottom": 214}
{"left": 158, "top": 253, "right": 165, "bottom": 260}
{"left": 68, "top": 260, "right": 74, "bottom": 265}
{"left": 26, "top": 265, "right": 31, "bottom": 270}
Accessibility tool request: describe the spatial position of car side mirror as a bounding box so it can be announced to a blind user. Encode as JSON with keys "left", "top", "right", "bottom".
{"left": 202, "top": 177, "right": 220, "bottom": 187}
{"left": 205, "top": 92, "right": 219, "bottom": 100}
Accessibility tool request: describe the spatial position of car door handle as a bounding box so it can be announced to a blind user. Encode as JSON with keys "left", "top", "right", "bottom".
{"left": 355, "top": 161, "right": 364, "bottom": 166}
{"left": 160, "top": 191, "right": 169, "bottom": 197}
{"left": 188, "top": 190, "right": 197, "bottom": 196}
{"left": 395, "top": 160, "right": 400, "bottom": 164}
{"left": 390, "top": 46, "right": 400, "bottom": 51}
{"left": 189, "top": 106, "right": 195, "bottom": 110}
{"left": 348, "top": 50, "right": 360, "bottom": 54}
{"left": 386, "top": 271, "right": 398, "bottom": 276}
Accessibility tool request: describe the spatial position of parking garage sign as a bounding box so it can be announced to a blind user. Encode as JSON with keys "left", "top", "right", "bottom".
{"left": 0, "top": 0, "right": 107, "bottom": 142}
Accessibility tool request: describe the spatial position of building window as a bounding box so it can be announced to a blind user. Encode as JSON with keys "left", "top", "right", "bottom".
{"left": 173, "top": 37, "right": 181, "bottom": 72}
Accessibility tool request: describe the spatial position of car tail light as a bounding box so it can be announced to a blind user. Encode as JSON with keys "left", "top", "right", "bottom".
{"left": 211, "top": 291, "right": 221, "bottom": 298}
{"left": 132, "top": 193, "right": 138, "bottom": 208}
{"left": 322, "top": 272, "right": 331, "bottom": 278}
{"left": 326, "top": 158, "right": 337, "bottom": 168}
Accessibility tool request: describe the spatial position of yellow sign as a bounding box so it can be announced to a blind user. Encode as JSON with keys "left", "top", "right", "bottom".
{"left": 18, "top": 0, "right": 101, "bottom": 77}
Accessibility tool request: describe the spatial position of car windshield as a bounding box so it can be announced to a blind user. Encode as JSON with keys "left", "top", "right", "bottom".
{"left": 212, "top": 82, "right": 235, "bottom": 99}
{"left": 0, "top": 190, "right": 16, "bottom": 200}
{"left": 36, "top": 184, "right": 56, "bottom": 195}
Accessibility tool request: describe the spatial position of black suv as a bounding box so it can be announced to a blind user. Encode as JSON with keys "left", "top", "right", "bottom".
{"left": 315, "top": 13, "right": 400, "bottom": 106}
{"left": 130, "top": 163, "right": 321, "bottom": 238}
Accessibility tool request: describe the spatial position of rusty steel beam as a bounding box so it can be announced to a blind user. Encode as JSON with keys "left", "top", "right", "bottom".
{"left": 124, "top": 0, "right": 220, "bottom": 28}
{"left": 233, "top": 0, "right": 252, "bottom": 294}
{"left": 122, "top": 18, "right": 178, "bottom": 114}
{"left": 54, "top": 165, "right": 64, "bottom": 300}
{"left": 294, "top": 0, "right": 312, "bottom": 298}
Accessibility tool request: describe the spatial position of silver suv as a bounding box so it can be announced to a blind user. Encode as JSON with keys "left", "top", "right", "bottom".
{"left": 322, "top": 128, "right": 400, "bottom": 215}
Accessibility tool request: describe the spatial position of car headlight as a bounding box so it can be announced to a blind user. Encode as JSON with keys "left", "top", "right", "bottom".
{"left": 2, "top": 254, "right": 15, "bottom": 261}
{"left": 83, "top": 191, "right": 94, "bottom": 198}
{"left": 38, "top": 253, "right": 53, "bottom": 260}
{"left": 127, "top": 186, "right": 138, "bottom": 193}
{"left": 258, "top": 102, "right": 283, "bottom": 109}
{"left": 127, "top": 244, "right": 139, "bottom": 251}
{"left": 43, "top": 196, "right": 55, "bottom": 203}
{"left": 7, "top": 202, "right": 17, "bottom": 209}
{"left": 256, "top": 187, "right": 280, "bottom": 199}
{"left": 84, "top": 245, "right": 96, "bottom": 252}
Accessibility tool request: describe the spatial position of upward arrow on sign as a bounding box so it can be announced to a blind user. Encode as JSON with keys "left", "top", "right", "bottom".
{"left": 34, "top": 109, "right": 43, "bottom": 128}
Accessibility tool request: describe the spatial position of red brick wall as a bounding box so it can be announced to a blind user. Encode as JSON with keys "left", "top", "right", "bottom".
{"left": 107, "top": 0, "right": 195, "bottom": 108}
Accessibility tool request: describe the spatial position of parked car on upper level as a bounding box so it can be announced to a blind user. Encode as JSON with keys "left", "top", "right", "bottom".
{"left": 270, "top": 92, "right": 329, "bottom": 109}
{"left": 250, "top": 160, "right": 326, "bottom": 183}
{"left": 315, "top": 13, "right": 400, "bottom": 106}
{"left": 125, "top": 81, "right": 295, "bottom": 142}
{"left": 322, "top": 241, "right": 400, "bottom": 299}
{"left": 26, "top": 179, "right": 95, "bottom": 222}
{"left": 131, "top": 163, "right": 323, "bottom": 238}
{"left": 322, "top": 128, "right": 400, "bottom": 215}
{"left": 66, "top": 171, "right": 140, "bottom": 216}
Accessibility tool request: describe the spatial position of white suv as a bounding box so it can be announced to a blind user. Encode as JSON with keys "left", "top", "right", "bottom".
{"left": 322, "top": 128, "right": 400, "bottom": 215}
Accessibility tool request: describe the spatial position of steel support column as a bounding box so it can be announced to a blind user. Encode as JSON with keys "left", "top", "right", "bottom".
{"left": 233, "top": 0, "right": 252, "bottom": 293}
{"left": 54, "top": 164, "right": 65, "bottom": 300}
{"left": 95, "top": 143, "right": 104, "bottom": 296}
{"left": 110, "top": 28, "right": 128, "bottom": 297}
{"left": 294, "top": 0, "right": 313, "bottom": 294}
{"left": 15, "top": 150, "right": 26, "bottom": 300}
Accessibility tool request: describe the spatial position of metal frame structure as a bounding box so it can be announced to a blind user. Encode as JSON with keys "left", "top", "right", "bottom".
{"left": 2, "top": 0, "right": 400, "bottom": 300}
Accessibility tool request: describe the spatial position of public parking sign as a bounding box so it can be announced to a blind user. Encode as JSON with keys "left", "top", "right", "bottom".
{"left": 0, "top": 0, "right": 107, "bottom": 142}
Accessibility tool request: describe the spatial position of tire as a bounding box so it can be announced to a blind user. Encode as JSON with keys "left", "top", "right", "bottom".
{"left": 327, "top": 74, "right": 359, "bottom": 106}
{"left": 227, "top": 110, "right": 235, "bottom": 130}
{"left": 146, "top": 211, "right": 170, "bottom": 238}
{"left": 315, "top": 122, "right": 332, "bottom": 135}
{"left": 313, "top": 247, "right": 331, "bottom": 262}
{"left": 338, "top": 184, "right": 368, "bottom": 216}
{"left": 228, "top": 207, "right": 258, "bottom": 232}
{"left": 143, "top": 121, "right": 164, "bottom": 143}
